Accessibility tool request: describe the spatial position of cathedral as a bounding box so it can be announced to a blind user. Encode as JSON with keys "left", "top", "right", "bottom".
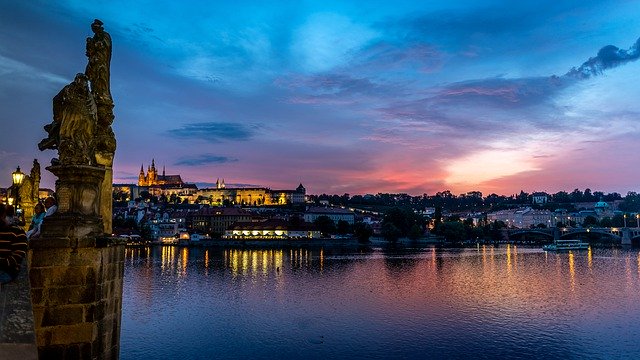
{"left": 138, "top": 159, "right": 184, "bottom": 187}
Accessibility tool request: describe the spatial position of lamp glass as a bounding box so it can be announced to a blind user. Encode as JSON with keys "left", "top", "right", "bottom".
{"left": 12, "top": 166, "right": 25, "bottom": 186}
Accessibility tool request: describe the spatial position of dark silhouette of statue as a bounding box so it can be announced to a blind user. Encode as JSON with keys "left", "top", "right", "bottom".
{"left": 86, "top": 18, "right": 116, "bottom": 158}
{"left": 86, "top": 19, "right": 112, "bottom": 107}
{"left": 39, "top": 73, "right": 97, "bottom": 165}
{"left": 38, "top": 19, "right": 116, "bottom": 234}
{"left": 56, "top": 73, "right": 97, "bottom": 165}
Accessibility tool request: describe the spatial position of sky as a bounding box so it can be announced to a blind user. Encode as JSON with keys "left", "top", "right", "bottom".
{"left": 1, "top": 0, "right": 639, "bottom": 196}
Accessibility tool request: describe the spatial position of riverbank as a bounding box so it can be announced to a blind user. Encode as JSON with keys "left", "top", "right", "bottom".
{"left": 128, "top": 236, "right": 630, "bottom": 249}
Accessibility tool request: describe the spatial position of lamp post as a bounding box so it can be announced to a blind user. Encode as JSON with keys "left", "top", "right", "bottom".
{"left": 636, "top": 214, "right": 639, "bottom": 228}
{"left": 623, "top": 214, "right": 627, "bottom": 228}
{"left": 11, "top": 166, "right": 25, "bottom": 214}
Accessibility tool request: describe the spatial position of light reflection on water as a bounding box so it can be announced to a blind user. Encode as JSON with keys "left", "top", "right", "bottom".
{"left": 121, "top": 246, "right": 640, "bottom": 360}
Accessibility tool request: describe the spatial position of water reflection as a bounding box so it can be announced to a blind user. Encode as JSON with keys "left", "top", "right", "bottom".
{"left": 121, "top": 245, "right": 640, "bottom": 360}
{"left": 568, "top": 251, "right": 575, "bottom": 291}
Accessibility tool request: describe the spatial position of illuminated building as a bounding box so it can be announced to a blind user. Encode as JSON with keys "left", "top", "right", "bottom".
{"left": 223, "top": 219, "right": 321, "bottom": 240}
{"left": 198, "top": 183, "right": 306, "bottom": 206}
{"left": 138, "top": 159, "right": 184, "bottom": 187}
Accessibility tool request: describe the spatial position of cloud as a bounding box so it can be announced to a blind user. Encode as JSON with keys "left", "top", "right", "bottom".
{"left": 291, "top": 12, "right": 379, "bottom": 72}
{"left": 175, "top": 154, "right": 238, "bottom": 166}
{"left": 566, "top": 37, "right": 640, "bottom": 78}
{"left": 0, "top": 54, "right": 68, "bottom": 85}
{"left": 169, "top": 122, "right": 259, "bottom": 142}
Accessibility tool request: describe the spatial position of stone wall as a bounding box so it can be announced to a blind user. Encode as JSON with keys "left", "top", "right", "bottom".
{"left": 28, "top": 237, "right": 125, "bottom": 359}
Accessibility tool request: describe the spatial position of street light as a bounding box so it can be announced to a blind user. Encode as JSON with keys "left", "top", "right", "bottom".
{"left": 636, "top": 214, "right": 639, "bottom": 228}
{"left": 11, "top": 166, "right": 24, "bottom": 213}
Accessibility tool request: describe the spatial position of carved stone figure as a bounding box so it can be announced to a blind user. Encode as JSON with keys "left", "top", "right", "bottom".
{"left": 30, "top": 159, "right": 41, "bottom": 201}
{"left": 19, "top": 159, "right": 41, "bottom": 230}
{"left": 86, "top": 19, "right": 116, "bottom": 234}
{"left": 86, "top": 19, "right": 116, "bottom": 158}
{"left": 40, "top": 73, "right": 97, "bottom": 166}
{"left": 85, "top": 19, "right": 112, "bottom": 108}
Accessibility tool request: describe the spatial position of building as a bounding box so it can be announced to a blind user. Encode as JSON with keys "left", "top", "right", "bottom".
{"left": 148, "top": 220, "right": 179, "bottom": 243}
{"left": 223, "top": 219, "right": 321, "bottom": 240}
{"left": 188, "top": 207, "right": 253, "bottom": 236}
{"left": 304, "top": 206, "right": 355, "bottom": 225}
{"left": 138, "top": 159, "right": 184, "bottom": 187}
{"left": 197, "top": 182, "right": 306, "bottom": 206}
{"left": 487, "top": 207, "right": 553, "bottom": 228}
{"left": 531, "top": 192, "right": 549, "bottom": 204}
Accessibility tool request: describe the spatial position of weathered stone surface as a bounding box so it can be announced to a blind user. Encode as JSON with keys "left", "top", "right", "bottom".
{"left": 42, "top": 306, "right": 84, "bottom": 327}
{"left": 28, "top": 248, "right": 70, "bottom": 267}
{"left": 48, "top": 322, "right": 95, "bottom": 345}
{"left": 30, "top": 241, "right": 124, "bottom": 358}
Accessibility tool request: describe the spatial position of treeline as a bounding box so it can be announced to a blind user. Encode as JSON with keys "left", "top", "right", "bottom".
{"left": 309, "top": 189, "right": 640, "bottom": 212}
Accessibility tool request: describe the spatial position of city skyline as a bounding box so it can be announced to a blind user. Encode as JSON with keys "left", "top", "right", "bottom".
{"left": 1, "top": 1, "right": 639, "bottom": 196}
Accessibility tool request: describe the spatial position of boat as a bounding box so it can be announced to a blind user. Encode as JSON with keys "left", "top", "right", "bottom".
{"left": 542, "top": 239, "right": 589, "bottom": 251}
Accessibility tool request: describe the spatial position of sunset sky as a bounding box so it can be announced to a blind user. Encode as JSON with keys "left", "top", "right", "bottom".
{"left": 1, "top": 1, "right": 639, "bottom": 196}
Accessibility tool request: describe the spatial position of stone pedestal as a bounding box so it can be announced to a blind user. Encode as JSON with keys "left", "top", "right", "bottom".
{"left": 47, "top": 165, "right": 104, "bottom": 218}
{"left": 28, "top": 237, "right": 124, "bottom": 359}
{"left": 28, "top": 164, "right": 124, "bottom": 359}
{"left": 95, "top": 153, "right": 114, "bottom": 236}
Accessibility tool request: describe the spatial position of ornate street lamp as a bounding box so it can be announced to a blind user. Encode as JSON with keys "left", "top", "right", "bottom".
{"left": 11, "top": 166, "right": 24, "bottom": 213}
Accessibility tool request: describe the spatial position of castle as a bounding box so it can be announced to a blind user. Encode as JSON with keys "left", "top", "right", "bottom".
{"left": 138, "top": 159, "right": 184, "bottom": 187}
{"left": 116, "top": 159, "right": 306, "bottom": 205}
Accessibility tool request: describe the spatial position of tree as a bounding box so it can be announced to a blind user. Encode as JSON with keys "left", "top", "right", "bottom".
{"left": 381, "top": 222, "right": 401, "bottom": 242}
{"left": 408, "top": 224, "right": 423, "bottom": 240}
{"left": 433, "top": 206, "right": 442, "bottom": 228}
{"left": 353, "top": 222, "right": 373, "bottom": 243}
{"left": 611, "top": 214, "right": 624, "bottom": 227}
{"left": 437, "top": 221, "right": 465, "bottom": 242}
{"left": 583, "top": 215, "right": 598, "bottom": 227}
{"left": 336, "top": 220, "right": 351, "bottom": 235}
{"left": 599, "top": 217, "right": 612, "bottom": 228}
{"left": 314, "top": 216, "right": 336, "bottom": 237}
{"left": 139, "top": 190, "right": 151, "bottom": 201}
{"left": 382, "top": 207, "right": 424, "bottom": 239}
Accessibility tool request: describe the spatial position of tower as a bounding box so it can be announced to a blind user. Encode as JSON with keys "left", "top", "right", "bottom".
{"left": 138, "top": 164, "right": 145, "bottom": 186}
{"left": 148, "top": 159, "right": 157, "bottom": 184}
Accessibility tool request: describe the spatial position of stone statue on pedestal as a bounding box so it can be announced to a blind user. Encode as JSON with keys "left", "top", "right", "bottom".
{"left": 38, "top": 19, "right": 116, "bottom": 235}
{"left": 29, "top": 19, "right": 124, "bottom": 360}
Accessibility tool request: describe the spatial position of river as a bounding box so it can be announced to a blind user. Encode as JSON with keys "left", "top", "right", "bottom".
{"left": 120, "top": 244, "right": 640, "bottom": 359}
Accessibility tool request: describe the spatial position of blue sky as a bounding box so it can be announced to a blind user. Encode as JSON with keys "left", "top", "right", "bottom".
{"left": 1, "top": 1, "right": 639, "bottom": 195}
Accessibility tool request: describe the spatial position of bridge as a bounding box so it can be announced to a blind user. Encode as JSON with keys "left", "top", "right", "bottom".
{"left": 507, "top": 227, "right": 640, "bottom": 245}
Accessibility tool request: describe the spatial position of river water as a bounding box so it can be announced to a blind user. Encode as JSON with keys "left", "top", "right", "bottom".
{"left": 120, "top": 244, "right": 640, "bottom": 359}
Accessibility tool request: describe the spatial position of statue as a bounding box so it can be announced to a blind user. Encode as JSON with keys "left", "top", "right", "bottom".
{"left": 38, "top": 19, "right": 115, "bottom": 234}
{"left": 30, "top": 159, "right": 41, "bottom": 201}
{"left": 85, "top": 19, "right": 112, "bottom": 108}
{"left": 86, "top": 19, "right": 116, "bottom": 157}
{"left": 19, "top": 159, "right": 41, "bottom": 230}
{"left": 39, "top": 73, "right": 97, "bottom": 165}
{"left": 86, "top": 19, "right": 116, "bottom": 234}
